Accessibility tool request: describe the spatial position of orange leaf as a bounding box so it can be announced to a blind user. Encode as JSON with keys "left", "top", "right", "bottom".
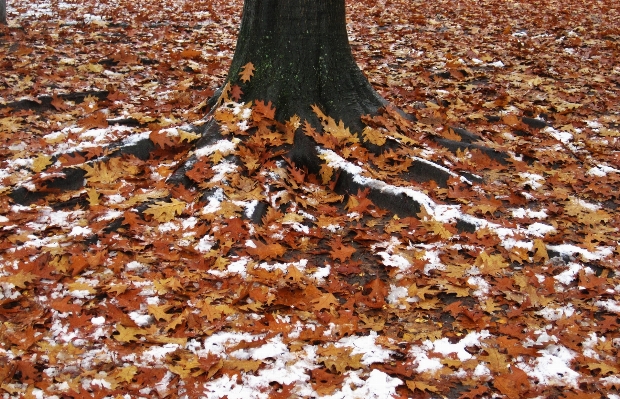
{"left": 253, "top": 100, "right": 275, "bottom": 120}
{"left": 79, "top": 112, "right": 108, "bottom": 129}
{"left": 179, "top": 48, "right": 202, "bottom": 59}
{"left": 247, "top": 241, "right": 286, "bottom": 260}
{"left": 329, "top": 238, "right": 356, "bottom": 262}
{"left": 239, "top": 62, "right": 255, "bottom": 83}
{"left": 51, "top": 93, "right": 70, "bottom": 111}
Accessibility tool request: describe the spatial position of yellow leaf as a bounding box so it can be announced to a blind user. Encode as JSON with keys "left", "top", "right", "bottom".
{"left": 285, "top": 265, "right": 305, "bottom": 284}
{"left": 600, "top": 127, "right": 620, "bottom": 137}
{"left": 82, "top": 158, "right": 131, "bottom": 184}
{"left": 586, "top": 362, "right": 619, "bottom": 375}
{"left": 385, "top": 218, "right": 408, "bottom": 233}
{"left": 112, "top": 366, "right": 138, "bottom": 384}
{"left": 318, "top": 345, "right": 364, "bottom": 373}
{"left": 114, "top": 324, "right": 147, "bottom": 343}
{"left": 319, "top": 163, "right": 333, "bottom": 184}
{"left": 422, "top": 220, "right": 453, "bottom": 239}
{"left": 168, "top": 357, "right": 202, "bottom": 379}
{"left": 311, "top": 104, "right": 329, "bottom": 121}
{"left": 223, "top": 359, "right": 262, "bottom": 372}
{"left": 166, "top": 310, "right": 188, "bottom": 332}
{"left": 441, "top": 128, "right": 462, "bottom": 141}
{"left": 407, "top": 381, "right": 439, "bottom": 393}
{"left": 86, "top": 188, "right": 100, "bottom": 206}
{"left": 144, "top": 199, "right": 186, "bottom": 222}
{"left": 362, "top": 126, "right": 386, "bottom": 146}
{"left": 178, "top": 128, "right": 201, "bottom": 143}
{"left": 479, "top": 348, "right": 509, "bottom": 373}
{"left": 68, "top": 282, "right": 96, "bottom": 294}
{"left": 475, "top": 251, "right": 508, "bottom": 275}
{"left": 32, "top": 155, "right": 52, "bottom": 173}
{"left": 79, "top": 63, "right": 104, "bottom": 73}
{"left": 533, "top": 239, "right": 549, "bottom": 262}
{"left": 282, "top": 213, "right": 304, "bottom": 224}
{"left": 0, "top": 272, "right": 38, "bottom": 289}
{"left": 322, "top": 117, "right": 358, "bottom": 145}
{"left": 122, "top": 189, "right": 169, "bottom": 207}
{"left": 212, "top": 150, "right": 224, "bottom": 164}
{"left": 149, "top": 335, "right": 187, "bottom": 346}
{"left": 358, "top": 313, "right": 385, "bottom": 331}
{"left": 148, "top": 304, "right": 174, "bottom": 322}
{"left": 443, "top": 284, "right": 470, "bottom": 297}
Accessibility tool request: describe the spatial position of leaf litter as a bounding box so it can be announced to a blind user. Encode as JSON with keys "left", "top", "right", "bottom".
{"left": 0, "top": 0, "right": 619, "bottom": 398}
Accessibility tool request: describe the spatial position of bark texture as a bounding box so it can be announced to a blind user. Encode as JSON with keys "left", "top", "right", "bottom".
{"left": 227, "top": 0, "right": 386, "bottom": 132}
{"left": 0, "top": 0, "right": 7, "bottom": 25}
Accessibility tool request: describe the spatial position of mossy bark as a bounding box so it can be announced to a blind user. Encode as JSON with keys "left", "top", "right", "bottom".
{"left": 226, "top": 0, "right": 386, "bottom": 132}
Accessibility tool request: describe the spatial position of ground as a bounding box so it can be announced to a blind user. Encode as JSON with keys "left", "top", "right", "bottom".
{"left": 0, "top": 0, "right": 619, "bottom": 398}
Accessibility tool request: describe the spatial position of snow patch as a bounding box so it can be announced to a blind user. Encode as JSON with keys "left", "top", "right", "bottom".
{"left": 426, "top": 330, "right": 490, "bottom": 361}
{"left": 517, "top": 345, "right": 579, "bottom": 387}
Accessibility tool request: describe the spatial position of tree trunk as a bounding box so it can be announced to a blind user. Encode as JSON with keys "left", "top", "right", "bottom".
{"left": 0, "top": 0, "right": 7, "bottom": 25}
{"left": 226, "top": 0, "right": 386, "bottom": 133}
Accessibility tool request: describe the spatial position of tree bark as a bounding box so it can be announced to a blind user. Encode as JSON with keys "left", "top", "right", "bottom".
{"left": 0, "top": 0, "right": 7, "bottom": 25}
{"left": 226, "top": 0, "right": 386, "bottom": 133}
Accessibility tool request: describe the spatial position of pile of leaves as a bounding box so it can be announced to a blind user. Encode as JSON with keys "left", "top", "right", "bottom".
{"left": 1, "top": 0, "right": 619, "bottom": 398}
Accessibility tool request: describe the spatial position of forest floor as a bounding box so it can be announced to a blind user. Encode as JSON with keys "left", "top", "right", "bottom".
{"left": 0, "top": 0, "right": 619, "bottom": 398}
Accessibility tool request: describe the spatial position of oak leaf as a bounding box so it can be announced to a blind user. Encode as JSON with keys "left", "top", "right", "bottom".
{"left": 144, "top": 199, "right": 186, "bottom": 222}
{"left": 0, "top": 272, "right": 38, "bottom": 289}
{"left": 86, "top": 188, "right": 100, "bottom": 206}
{"left": 246, "top": 241, "right": 286, "bottom": 260}
{"left": 532, "top": 239, "right": 549, "bottom": 262}
{"left": 82, "top": 159, "right": 125, "bottom": 184}
{"left": 586, "top": 362, "right": 619, "bottom": 375}
{"left": 329, "top": 241, "right": 356, "bottom": 262}
{"left": 79, "top": 111, "right": 108, "bottom": 129}
{"left": 150, "top": 130, "right": 178, "bottom": 148}
{"left": 475, "top": 251, "right": 508, "bottom": 275}
{"left": 253, "top": 100, "right": 275, "bottom": 120}
{"left": 178, "top": 128, "right": 201, "bottom": 143}
{"left": 311, "top": 368, "right": 345, "bottom": 395}
{"left": 362, "top": 126, "right": 387, "bottom": 146}
{"left": 114, "top": 324, "right": 147, "bottom": 343}
{"left": 31, "top": 155, "right": 52, "bottom": 173}
{"left": 239, "top": 62, "right": 255, "bottom": 83}
{"left": 223, "top": 359, "right": 262, "bottom": 372}
{"left": 480, "top": 348, "right": 509, "bottom": 373}
{"left": 311, "top": 293, "right": 340, "bottom": 311}
{"left": 406, "top": 381, "right": 439, "bottom": 393}
{"left": 148, "top": 304, "right": 174, "bottom": 322}
{"left": 230, "top": 84, "right": 244, "bottom": 102}
{"left": 318, "top": 345, "right": 364, "bottom": 373}
{"left": 180, "top": 48, "right": 202, "bottom": 59}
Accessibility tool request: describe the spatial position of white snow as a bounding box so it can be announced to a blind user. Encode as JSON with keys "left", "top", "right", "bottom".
{"left": 426, "top": 330, "right": 490, "bottom": 361}
{"left": 536, "top": 304, "right": 575, "bottom": 321}
{"left": 595, "top": 299, "right": 620, "bottom": 314}
{"left": 336, "top": 332, "right": 395, "bottom": 365}
{"left": 546, "top": 127, "right": 573, "bottom": 144}
{"left": 195, "top": 138, "right": 238, "bottom": 158}
{"left": 129, "top": 311, "right": 154, "bottom": 327}
{"left": 409, "top": 346, "right": 443, "bottom": 373}
{"left": 547, "top": 243, "right": 613, "bottom": 261}
{"left": 517, "top": 345, "right": 579, "bottom": 387}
